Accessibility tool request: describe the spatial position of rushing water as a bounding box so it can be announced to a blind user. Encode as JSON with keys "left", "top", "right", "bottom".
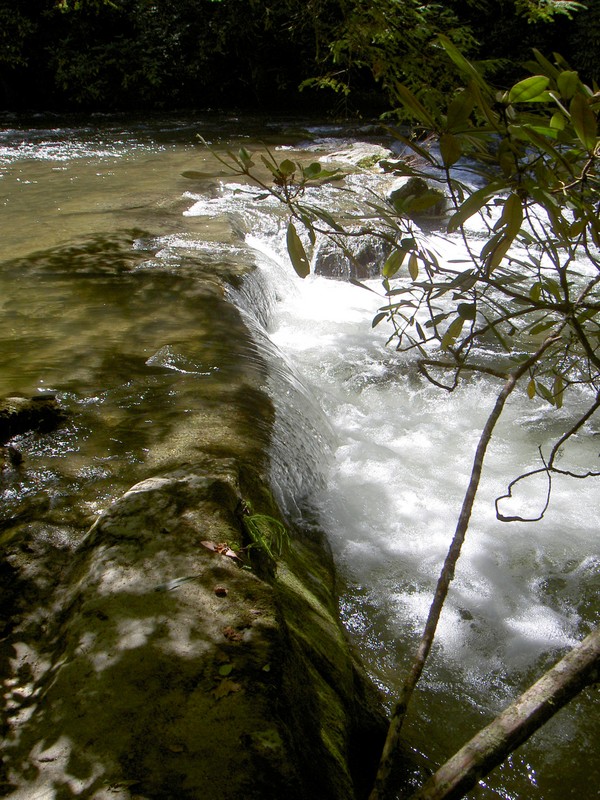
{"left": 1, "top": 115, "right": 598, "bottom": 799}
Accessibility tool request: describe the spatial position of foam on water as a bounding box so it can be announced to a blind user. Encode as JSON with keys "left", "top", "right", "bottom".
{"left": 245, "top": 232, "right": 599, "bottom": 710}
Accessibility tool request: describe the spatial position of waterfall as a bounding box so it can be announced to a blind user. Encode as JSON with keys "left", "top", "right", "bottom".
{"left": 188, "top": 166, "right": 600, "bottom": 797}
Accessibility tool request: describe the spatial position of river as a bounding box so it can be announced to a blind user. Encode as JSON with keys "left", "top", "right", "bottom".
{"left": 1, "top": 114, "right": 598, "bottom": 799}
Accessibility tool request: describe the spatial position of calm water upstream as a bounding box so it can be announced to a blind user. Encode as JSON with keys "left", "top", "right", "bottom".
{"left": 1, "top": 115, "right": 598, "bottom": 799}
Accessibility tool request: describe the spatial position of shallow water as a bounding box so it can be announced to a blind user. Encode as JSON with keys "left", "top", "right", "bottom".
{"left": 1, "top": 115, "right": 598, "bottom": 799}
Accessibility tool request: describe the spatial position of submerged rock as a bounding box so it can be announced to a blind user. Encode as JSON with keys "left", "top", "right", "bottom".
{"left": 0, "top": 395, "right": 67, "bottom": 444}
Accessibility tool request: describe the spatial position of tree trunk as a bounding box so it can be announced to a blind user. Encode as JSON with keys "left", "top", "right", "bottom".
{"left": 407, "top": 626, "right": 600, "bottom": 800}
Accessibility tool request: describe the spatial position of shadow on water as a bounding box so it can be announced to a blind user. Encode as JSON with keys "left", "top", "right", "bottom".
{"left": 0, "top": 225, "right": 271, "bottom": 551}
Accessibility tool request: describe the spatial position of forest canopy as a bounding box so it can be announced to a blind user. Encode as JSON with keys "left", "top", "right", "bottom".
{"left": 0, "top": 0, "right": 597, "bottom": 112}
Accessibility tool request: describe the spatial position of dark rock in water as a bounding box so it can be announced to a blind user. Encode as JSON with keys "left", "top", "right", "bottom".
{"left": 389, "top": 176, "right": 446, "bottom": 220}
{"left": 0, "top": 395, "right": 67, "bottom": 443}
{"left": 314, "top": 233, "right": 392, "bottom": 280}
{"left": 0, "top": 445, "right": 23, "bottom": 468}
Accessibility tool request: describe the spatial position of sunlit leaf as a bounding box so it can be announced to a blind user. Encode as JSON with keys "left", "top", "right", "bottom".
{"left": 286, "top": 222, "right": 310, "bottom": 278}
{"left": 550, "top": 112, "right": 567, "bottom": 130}
{"left": 238, "top": 147, "right": 254, "bottom": 168}
{"left": 527, "top": 379, "right": 536, "bottom": 399}
{"left": 447, "top": 185, "right": 497, "bottom": 233}
{"left": 383, "top": 247, "right": 406, "bottom": 278}
{"left": 408, "top": 252, "right": 419, "bottom": 280}
{"left": 302, "top": 162, "right": 322, "bottom": 179}
{"left": 279, "top": 159, "right": 296, "bottom": 176}
{"left": 553, "top": 374, "right": 564, "bottom": 408}
{"left": 508, "top": 76, "right": 550, "bottom": 104}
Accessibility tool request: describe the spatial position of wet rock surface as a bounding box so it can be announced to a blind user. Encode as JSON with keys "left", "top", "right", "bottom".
{"left": 0, "top": 279, "right": 385, "bottom": 800}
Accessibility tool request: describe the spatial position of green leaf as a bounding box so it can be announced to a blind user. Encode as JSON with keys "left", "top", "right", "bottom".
{"left": 372, "top": 312, "right": 387, "bottom": 328}
{"left": 529, "top": 282, "right": 542, "bottom": 302}
{"left": 279, "top": 159, "right": 296, "bottom": 177}
{"left": 286, "top": 222, "right": 310, "bottom": 278}
{"left": 527, "top": 379, "right": 536, "bottom": 399}
{"left": 508, "top": 75, "right": 550, "bottom": 104}
{"left": 557, "top": 71, "right": 580, "bottom": 100}
{"left": 481, "top": 228, "right": 514, "bottom": 271}
{"left": 446, "top": 89, "right": 475, "bottom": 130}
{"left": 437, "top": 34, "right": 489, "bottom": 91}
{"left": 457, "top": 303, "right": 476, "bottom": 320}
{"left": 537, "top": 382, "right": 556, "bottom": 405}
{"left": 218, "top": 664, "right": 234, "bottom": 676}
{"left": 570, "top": 94, "right": 597, "bottom": 151}
{"left": 441, "top": 316, "right": 464, "bottom": 349}
{"left": 408, "top": 252, "right": 419, "bottom": 280}
{"left": 440, "top": 132, "right": 462, "bottom": 167}
{"left": 383, "top": 247, "right": 406, "bottom": 278}
{"left": 495, "top": 193, "right": 523, "bottom": 238}
{"left": 543, "top": 278, "right": 563, "bottom": 302}
{"left": 530, "top": 49, "right": 561, "bottom": 81}
{"left": 553, "top": 374, "right": 564, "bottom": 409}
{"left": 447, "top": 185, "right": 497, "bottom": 233}
{"left": 529, "top": 319, "right": 556, "bottom": 335}
{"left": 392, "top": 84, "right": 437, "bottom": 129}
{"left": 302, "top": 162, "right": 322, "bottom": 179}
{"left": 238, "top": 147, "right": 254, "bottom": 168}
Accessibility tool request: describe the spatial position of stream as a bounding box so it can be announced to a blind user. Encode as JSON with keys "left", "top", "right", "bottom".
{"left": 0, "top": 114, "right": 598, "bottom": 799}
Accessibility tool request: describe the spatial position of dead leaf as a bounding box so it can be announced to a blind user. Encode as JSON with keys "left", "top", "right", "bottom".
{"left": 201, "top": 541, "right": 240, "bottom": 560}
{"left": 222, "top": 626, "right": 243, "bottom": 642}
{"left": 213, "top": 679, "right": 242, "bottom": 699}
{"left": 214, "top": 585, "right": 228, "bottom": 597}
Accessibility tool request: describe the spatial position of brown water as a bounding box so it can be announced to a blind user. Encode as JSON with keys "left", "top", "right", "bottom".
{"left": 0, "top": 115, "right": 272, "bottom": 541}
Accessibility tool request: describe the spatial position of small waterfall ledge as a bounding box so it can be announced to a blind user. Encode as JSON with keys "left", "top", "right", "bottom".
{"left": 1, "top": 252, "right": 386, "bottom": 800}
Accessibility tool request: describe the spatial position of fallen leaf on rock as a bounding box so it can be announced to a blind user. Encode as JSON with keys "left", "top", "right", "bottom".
{"left": 222, "top": 626, "right": 243, "bottom": 642}
{"left": 201, "top": 541, "right": 240, "bottom": 560}
{"left": 214, "top": 585, "right": 228, "bottom": 597}
{"left": 213, "top": 679, "right": 242, "bottom": 699}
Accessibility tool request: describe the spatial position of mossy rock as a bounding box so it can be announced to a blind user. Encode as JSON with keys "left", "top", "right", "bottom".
{"left": 389, "top": 177, "right": 446, "bottom": 220}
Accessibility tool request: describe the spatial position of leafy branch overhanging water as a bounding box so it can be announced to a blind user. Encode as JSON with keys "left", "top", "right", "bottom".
{"left": 201, "top": 42, "right": 600, "bottom": 800}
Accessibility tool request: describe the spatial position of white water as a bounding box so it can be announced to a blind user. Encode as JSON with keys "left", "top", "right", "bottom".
{"left": 188, "top": 181, "right": 600, "bottom": 796}
{"left": 179, "top": 138, "right": 600, "bottom": 797}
